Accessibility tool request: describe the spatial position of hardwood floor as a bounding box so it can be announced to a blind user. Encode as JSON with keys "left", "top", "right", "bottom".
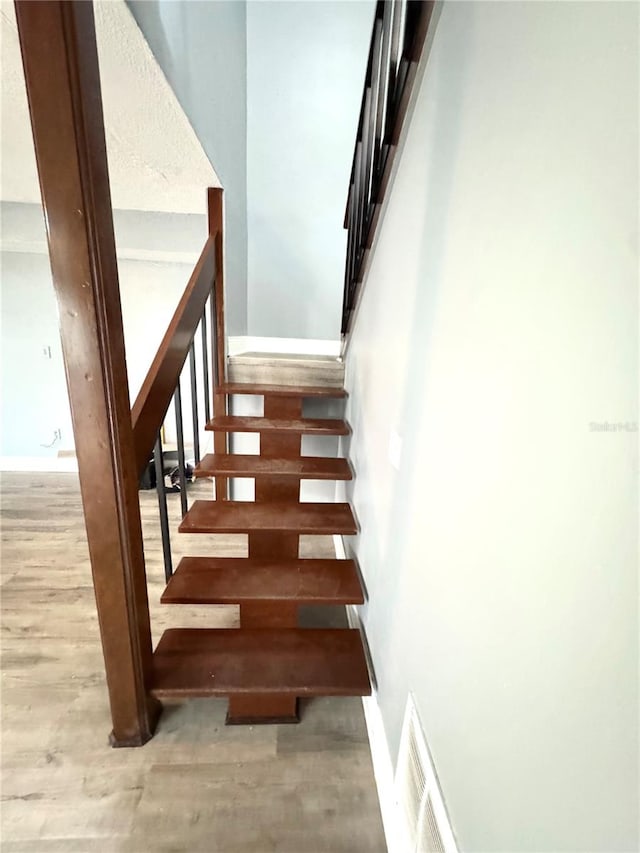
{"left": 1, "top": 472, "right": 385, "bottom": 852}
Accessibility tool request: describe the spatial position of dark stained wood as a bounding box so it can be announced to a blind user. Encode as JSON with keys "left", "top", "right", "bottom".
{"left": 220, "top": 383, "right": 347, "bottom": 398}
{"left": 226, "top": 694, "right": 299, "bottom": 725}
{"left": 205, "top": 416, "right": 351, "bottom": 436}
{"left": 178, "top": 501, "right": 358, "bottom": 535}
{"left": 248, "top": 532, "right": 300, "bottom": 561}
{"left": 150, "top": 628, "right": 372, "bottom": 698}
{"left": 239, "top": 602, "right": 299, "bottom": 630}
{"left": 208, "top": 188, "right": 226, "bottom": 391}
{"left": 264, "top": 396, "right": 302, "bottom": 419}
{"left": 195, "top": 454, "right": 353, "bottom": 480}
{"left": 254, "top": 475, "right": 301, "bottom": 505}
{"left": 131, "top": 236, "right": 216, "bottom": 479}
{"left": 244, "top": 389, "right": 302, "bottom": 632}
{"left": 161, "top": 557, "right": 364, "bottom": 605}
{"left": 257, "top": 397, "right": 302, "bottom": 502}
{"left": 15, "top": 0, "right": 159, "bottom": 746}
{"left": 208, "top": 187, "right": 228, "bottom": 501}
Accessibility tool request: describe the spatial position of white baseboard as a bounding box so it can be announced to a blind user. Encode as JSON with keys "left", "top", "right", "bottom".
{"left": 333, "top": 532, "right": 347, "bottom": 559}
{"left": 228, "top": 336, "right": 341, "bottom": 358}
{"left": 0, "top": 456, "right": 79, "bottom": 473}
{"left": 334, "top": 533, "right": 409, "bottom": 853}
{"left": 346, "top": 601, "right": 410, "bottom": 853}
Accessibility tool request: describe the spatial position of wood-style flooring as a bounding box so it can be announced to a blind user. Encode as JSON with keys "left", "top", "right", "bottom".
{"left": 1, "top": 472, "right": 385, "bottom": 852}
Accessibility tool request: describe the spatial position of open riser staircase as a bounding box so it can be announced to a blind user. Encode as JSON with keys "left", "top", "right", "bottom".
{"left": 15, "top": 0, "right": 430, "bottom": 744}
{"left": 152, "top": 382, "right": 371, "bottom": 724}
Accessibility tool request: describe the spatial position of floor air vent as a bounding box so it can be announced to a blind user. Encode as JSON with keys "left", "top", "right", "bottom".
{"left": 396, "top": 696, "right": 457, "bottom": 853}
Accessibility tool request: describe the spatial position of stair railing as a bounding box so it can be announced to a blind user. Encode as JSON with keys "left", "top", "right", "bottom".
{"left": 131, "top": 188, "right": 228, "bottom": 581}
{"left": 341, "top": 0, "right": 436, "bottom": 335}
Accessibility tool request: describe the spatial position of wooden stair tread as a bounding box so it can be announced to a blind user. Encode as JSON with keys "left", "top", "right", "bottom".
{"left": 150, "top": 628, "right": 371, "bottom": 698}
{"left": 205, "top": 415, "right": 350, "bottom": 435}
{"left": 161, "top": 557, "right": 364, "bottom": 605}
{"left": 195, "top": 454, "right": 353, "bottom": 480}
{"left": 219, "top": 382, "right": 346, "bottom": 398}
{"left": 178, "top": 501, "right": 358, "bottom": 535}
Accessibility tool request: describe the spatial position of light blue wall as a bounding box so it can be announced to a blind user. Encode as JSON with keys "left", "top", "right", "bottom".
{"left": 246, "top": 1, "right": 374, "bottom": 339}
{"left": 126, "top": 0, "right": 374, "bottom": 341}
{"left": 339, "top": 2, "right": 639, "bottom": 849}
{"left": 127, "top": 0, "right": 248, "bottom": 335}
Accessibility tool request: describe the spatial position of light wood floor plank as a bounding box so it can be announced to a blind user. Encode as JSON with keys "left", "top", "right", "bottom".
{"left": 1, "top": 472, "right": 385, "bottom": 850}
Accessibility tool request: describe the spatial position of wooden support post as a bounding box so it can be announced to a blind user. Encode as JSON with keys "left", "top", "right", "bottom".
{"left": 208, "top": 188, "right": 228, "bottom": 500}
{"left": 15, "top": 0, "right": 159, "bottom": 746}
{"left": 229, "top": 395, "right": 303, "bottom": 724}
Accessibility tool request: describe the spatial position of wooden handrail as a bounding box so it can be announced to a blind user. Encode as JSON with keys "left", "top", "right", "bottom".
{"left": 131, "top": 234, "right": 216, "bottom": 478}
{"left": 208, "top": 187, "right": 226, "bottom": 387}
{"left": 341, "top": 0, "right": 436, "bottom": 335}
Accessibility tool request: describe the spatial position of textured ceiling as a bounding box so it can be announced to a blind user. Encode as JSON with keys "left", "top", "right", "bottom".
{"left": 0, "top": 0, "right": 219, "bottom": 214}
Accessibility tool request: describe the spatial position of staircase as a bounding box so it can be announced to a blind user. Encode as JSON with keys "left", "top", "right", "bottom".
{"left": 17, "top": 0, "right": 430, "bottom": 745}
{"left": 150, "top": 380, "right": 371, "bottom": 724}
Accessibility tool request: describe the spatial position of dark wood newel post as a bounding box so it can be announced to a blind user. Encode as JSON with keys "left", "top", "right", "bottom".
{"left": 208, "top": 187, "right": 228, "bottom": 500}
{"left": 15, "top": 0, "right": 159, "bottom": 746}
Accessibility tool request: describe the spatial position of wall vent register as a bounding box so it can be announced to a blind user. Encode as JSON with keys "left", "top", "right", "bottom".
{"left": 396, "top": 696, "right": 458, "bottom": 853}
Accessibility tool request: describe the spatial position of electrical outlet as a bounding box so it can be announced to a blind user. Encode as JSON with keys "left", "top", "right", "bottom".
{"left": 54, "top": 428, "right": 62, "bottom": 441}
{"left": 42, "top": 345, "right": 52, "bottom": 359}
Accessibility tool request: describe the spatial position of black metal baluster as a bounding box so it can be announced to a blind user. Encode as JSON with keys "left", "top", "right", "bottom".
{"left": 363, "top": 19, "right": 383, "bottom": 231}
{"left": 210, "top": 287, "right": 219, "bottom": 388}
{"left": 189, "top": 341, "right": 200, "bottom": 465}
{"left": 153, "top": 433, "right": 173, "bottom": 581}
{"left": 200, "top": 311, "right": 211, "bottom": 424}
{"left": 174, "top": 381, "right": 188, "bottom": 517}
{"left": 373, "top": 1, "right": 394, "bottom": 188}
{"left": 352, "top": 142, "right": 363, "bottom": 279}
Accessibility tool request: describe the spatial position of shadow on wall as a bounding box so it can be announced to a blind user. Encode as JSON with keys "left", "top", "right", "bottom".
{"left": 344, "top": 3, "right": 475, "bottom": 757}
{"left": 126, "top": 0, "right": 249, "bottom": 336}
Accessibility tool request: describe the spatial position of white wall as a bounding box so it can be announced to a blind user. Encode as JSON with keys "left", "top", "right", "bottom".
{"left": 0, "top": 203, "right": 211, "bottom": 462}
{"left": 246, "top": 0, "right": 374, "bottom": 339}
{"left": 126, "top": 0, "right": 374, "bottom": 341}
{"left": 340, "top": 2, "right": 639, "bottom": 850}
{"left": 0, "top": 251, "right": 73, "bottom": 458}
